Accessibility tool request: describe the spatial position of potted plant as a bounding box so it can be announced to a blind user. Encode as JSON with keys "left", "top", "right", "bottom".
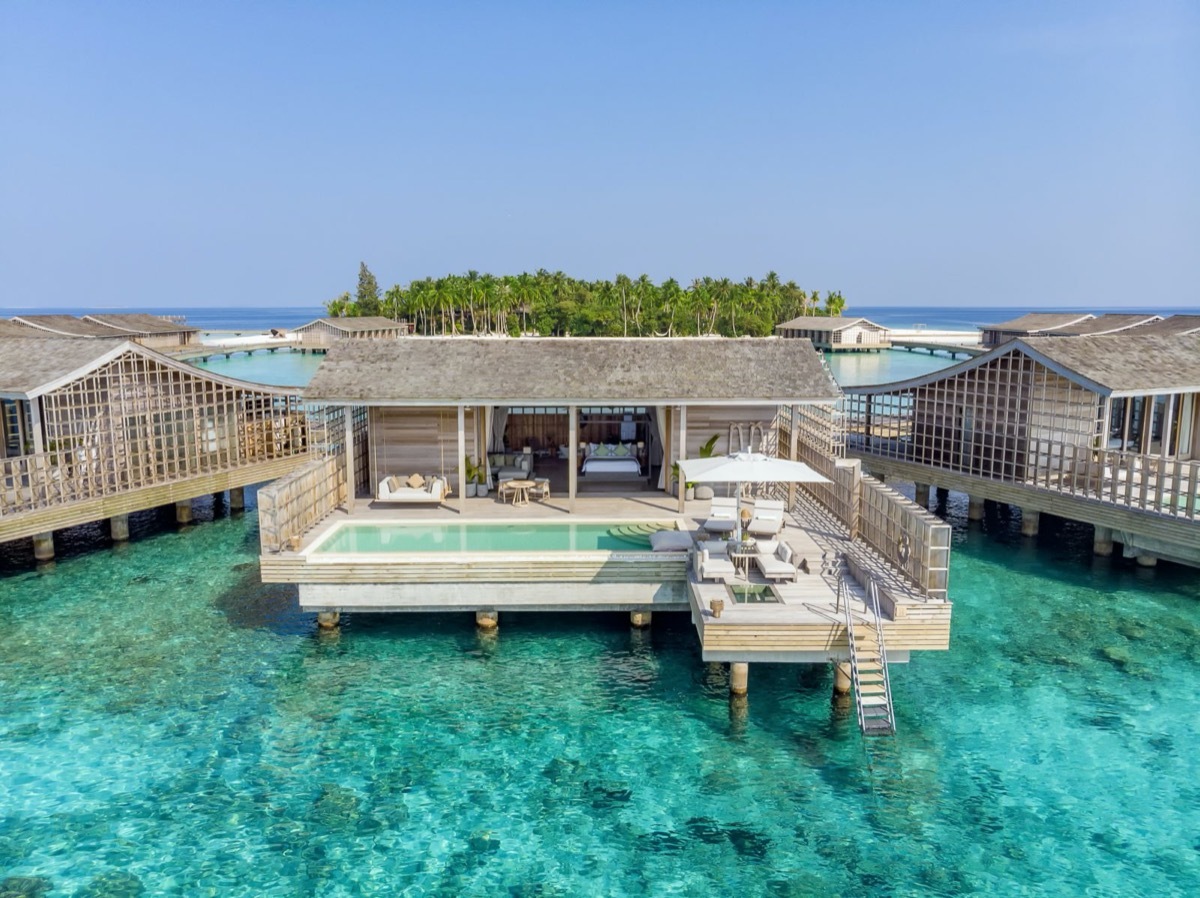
{"left": 474, "top": 458, "right": 489, "bottom": 498}
{"left": 464, "top": 457, "right": 480, "bottom": 498}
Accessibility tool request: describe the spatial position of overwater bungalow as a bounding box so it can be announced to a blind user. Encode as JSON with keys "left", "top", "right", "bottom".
{"left": 1128, "top": 314, "right": 1200, "bottom": 337}
{"left": 82, "top": 313, "right": 201, "bottom": 349}
{"left": 0, "top": 337, "right": 316, "bottom": 558}
{"left": 841, "top": 333, "right": 1200, "bottom": 568}
{"left": 775, "top": 315, "right": 891, "bottom": 351}
{"left": 10, "top": 314, "right": 138, "bottom": 339}
{"left": 291, "top": 316, "right": 412, "bottom": 345}
{"left": 1053, "top": 313, "right": 1162, "bottom": 337}
{"left": 257, "top": 337, "right": 954, "bottom": 727}
{"left": 978, "top": 312, "right": 1094, "bottom": 348}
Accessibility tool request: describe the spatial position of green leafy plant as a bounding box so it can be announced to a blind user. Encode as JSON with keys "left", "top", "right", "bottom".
{"left": 672, "top": 434, "right": 721, "bottom": 490}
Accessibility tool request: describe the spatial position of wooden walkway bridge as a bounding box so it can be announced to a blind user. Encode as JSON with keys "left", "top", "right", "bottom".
{"left": 170, "top": 337, "right": 331, "bottom": 362}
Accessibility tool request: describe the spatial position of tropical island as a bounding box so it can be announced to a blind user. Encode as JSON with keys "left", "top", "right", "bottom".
{"left": 325, "top": 264, "right": 847, "bottom": 337}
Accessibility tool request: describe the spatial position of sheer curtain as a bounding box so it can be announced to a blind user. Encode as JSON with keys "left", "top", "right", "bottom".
{"left": 654, "top": 405, "right": 668, "bottom": 490}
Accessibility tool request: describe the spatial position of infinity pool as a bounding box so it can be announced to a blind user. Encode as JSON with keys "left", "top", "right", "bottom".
{"left": 311, "top": 521, "right": 676, "bottom": 554}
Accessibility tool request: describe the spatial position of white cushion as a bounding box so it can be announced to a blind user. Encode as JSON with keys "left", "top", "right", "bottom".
{"left": 649, "top": 530, "right": 694, "bottom": 552}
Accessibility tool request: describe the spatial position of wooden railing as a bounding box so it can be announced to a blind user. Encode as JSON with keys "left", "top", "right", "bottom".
{"left": 1026, "top": 438, "right": 1200, "bottom": 520}
{"left": 257, "top": 456, "right": 345, "bottom": 553}
{"left": 856, "top": 474, "right": 950, "bottom": 600}
{"left": 782, "top": 409, "right": 951, "bottom": 600}
{"left": 0, "top": 418, "right": 315, "bottom": 519}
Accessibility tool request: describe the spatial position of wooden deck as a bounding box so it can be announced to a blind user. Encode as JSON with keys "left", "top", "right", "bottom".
{"left": 262, "top": 490, "right": 953, "bottom": 663}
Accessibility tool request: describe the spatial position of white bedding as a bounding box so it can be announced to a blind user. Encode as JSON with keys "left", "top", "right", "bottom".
{"left": 581, "top": 456, "right": 641, "bottom": 475}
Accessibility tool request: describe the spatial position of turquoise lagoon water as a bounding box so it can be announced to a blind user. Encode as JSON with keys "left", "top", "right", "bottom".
{"left": 313, "top": 522, "right": 664, "bottom": 554}
{"left": 1, "top": 491, "right": 1198, "bottom": 895}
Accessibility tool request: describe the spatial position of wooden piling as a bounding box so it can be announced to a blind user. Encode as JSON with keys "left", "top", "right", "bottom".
{"left": 175, "top": 500, "right": 194, "bottom": 524}
{"left": 1093, "top": 526, "right": 1114, "bottom": 557}
{"left": 110, "top": 514, "right": 130, "bottom": 542}
{"left": 630, "top": 610, "right": 652, "bottom": 629}
{"left": 730, "top": 662, "right": 749, "bottom": 696}
{"left": 32, "top": 531, "right": 54, "bottom": 562}
{"left": 476, "top": 610, "right": 499, "bottom": 630}
{"left": 1020, "top": 508, "right": 1040, "bottom": 537}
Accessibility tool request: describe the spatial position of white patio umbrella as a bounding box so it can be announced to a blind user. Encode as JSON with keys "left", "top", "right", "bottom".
{"left": 677, "top": 451, "right": 831, "bottom": 541}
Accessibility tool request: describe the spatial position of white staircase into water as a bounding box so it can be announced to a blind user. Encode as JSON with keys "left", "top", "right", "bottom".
{"left": 840, "top": 574, "right": 897, "bottom": 737}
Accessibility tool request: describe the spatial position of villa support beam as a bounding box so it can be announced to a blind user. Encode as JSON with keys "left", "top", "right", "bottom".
{"left": 568, "top": 405, "right": 578, "bottom": 514}
{"left": 344, "top": 404, "right": 356, "bottom": 514}
{"left": 968, "top": 495, "right": 985, "bottom": 521}
{"left": 32, "top": 531, "right": 54, "bottom": 562}
{"left": 914, "top": 482, "right": 930, "bottom": 507}
{"left": 110, "top": 514, "right": 129, "bottom": 542}
{"left": 1020, "top": 508, "right": 1040, "bottom": 537}
{"left": 457, "top": 405, "right": 466, "bottom": 514}
{"left": 630, "top": 610, "right": 652, "bottom": 629}
{"left": 1136, "top": 554, "right": 1158, "bottom": 568}
{"left": 476, "top": 610, "right": 498, "bottom": 630}
{"left": 229, "top": 487, "right": 245, "bottom": 511}
{"left": 175, "top": 500, "right": 193, "bottom": 524}
{"left": 677, "top": 404, "right": 687, "bottom": 514}
{"left": 1093, "top": 526, "right": 1114, "bottom": 557}
{"left": 317, "top": 611, "right": 340, "bottom": 629}
{"left": 730, "top": 662, "right": 748, "bottom": 696}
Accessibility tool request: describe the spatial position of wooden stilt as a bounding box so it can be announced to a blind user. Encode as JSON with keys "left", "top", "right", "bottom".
{"left": 730, "top": 662, "right": 748, "bottom": 696}
{"left": 110, "top": 514, "right": 129, "bottom": 542}
{"left": 32, "top": 531, "right": 54, "bottom": 562}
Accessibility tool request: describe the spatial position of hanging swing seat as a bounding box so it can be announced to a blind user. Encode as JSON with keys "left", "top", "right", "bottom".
{"left": 376, "top": 474, "right": 449, "bottom": 504}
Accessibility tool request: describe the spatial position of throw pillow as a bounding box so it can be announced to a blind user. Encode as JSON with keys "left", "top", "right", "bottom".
{"left": 386, "top": 475, "right": 401, "bottom": 491}
{"left": 614, "top": 443, "right": 630, "bottom": 457}
{"left": 406, "top": 473, "right": 426, "bottom": 489}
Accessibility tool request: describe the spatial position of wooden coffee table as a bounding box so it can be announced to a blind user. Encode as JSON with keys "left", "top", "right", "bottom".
{"left": 505, "top": 479, "right": 535, "bottom": 506}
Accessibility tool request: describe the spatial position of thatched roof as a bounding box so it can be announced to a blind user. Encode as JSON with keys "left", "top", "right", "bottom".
{"left": 0, "top": 321, "right": 55, "bottom": 339}
{"left": 1055, "top": 313, "right": 1161, "bottom": 336}
{"left": 295, "top": 316, "right": 408, "bottom": 333}
{"left": 305, "top": 337, "right": 841, "bottom": 405}
{"left": 0, "top": 338, "right": 127, "bottom": 396}
{"left": 1128, "top": 314, "right": 1200, "bottom": 336}
{"left": 83, "top": 313, "right": 199, "bottom": 335}
{"left": 979, "top": 312, "right": 1094, "bottom": 334}
{"left": 776, "top": 316, "right": 886, "bottom": 333}
{"left": 11, "top": 315, "right": 135, "bottom": 337}
{"left": 1021, "top": 335, "right": 1200, "bottom": 395}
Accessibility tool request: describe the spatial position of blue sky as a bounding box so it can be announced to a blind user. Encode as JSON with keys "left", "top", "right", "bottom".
{"left": 1, "top": 1, "right": 1196, "bottom": 309}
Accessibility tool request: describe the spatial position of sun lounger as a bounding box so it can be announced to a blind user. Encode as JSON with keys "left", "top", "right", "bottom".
{"left": 754, "top": 541, "right": 802, "bottom": 582}
{"left": 703, "top": 496, "right": 738, "bottom": 535}
{"left": 746, "top": 499, "right": 786, "bottom": 538}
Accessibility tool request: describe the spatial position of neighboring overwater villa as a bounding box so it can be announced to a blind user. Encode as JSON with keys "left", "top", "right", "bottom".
{"left": 256, "top": 337, "right": 953, "bottom": 732}
{"left": 0, "top": 336, "right": 315, "bottom": 557}
{"left": 842, "top": 333, "right": 1200, "bottom": 568}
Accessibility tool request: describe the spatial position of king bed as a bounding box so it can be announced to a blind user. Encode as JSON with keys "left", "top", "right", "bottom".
{"left": 580, "top": 442, "right": 642, "bottom": 477}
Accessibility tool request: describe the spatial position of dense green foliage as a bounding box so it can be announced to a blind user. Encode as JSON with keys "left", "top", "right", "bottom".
{"left": 324, "top": 269, "right": 846, "bottom": 336}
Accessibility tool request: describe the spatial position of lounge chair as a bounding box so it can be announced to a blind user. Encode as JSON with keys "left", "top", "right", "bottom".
{"left": 754, "top": 540, "right": 802, "bottom": 582}
{"left": 694, "top": 542, "right": 736, "bottom": 582}
{"left": 746, "top": 499, "right": 786, "bottom": 538}
{"left": 703, "top": 496, "right": 738, "bottom": 535}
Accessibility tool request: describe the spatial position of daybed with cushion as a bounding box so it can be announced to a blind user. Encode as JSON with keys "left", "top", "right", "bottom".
{"left": 580, "top": 442, "right": 641, "bottom": 476}
{"left": 746, "top": 499, "right": 786, "bottom": 538}
{"left": 754, "top": 540, "right": 803, "bottom": 582}
{"left": 377, "top": 474, "right": 448, "bottom": 504}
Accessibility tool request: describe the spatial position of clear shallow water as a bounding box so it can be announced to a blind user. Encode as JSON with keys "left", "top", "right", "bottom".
{"left": 1, "top": 491, "right": 1198, "bottom": 895}
{"left": 192, "top": 351, "right": 326, "bottom": 388}
{"left": 313, "top": 522, "right": 662, "bottom": 554}
{"left": 824, "top": 349, "right": 954, "bottom": 387}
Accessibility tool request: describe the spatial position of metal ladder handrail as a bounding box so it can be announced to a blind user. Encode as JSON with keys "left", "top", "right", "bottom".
{"left": 839, "top": 568, "right": 897, "bottom": 737}
{"left": 864, "top": 577, "right": 897, "bottom": 736}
